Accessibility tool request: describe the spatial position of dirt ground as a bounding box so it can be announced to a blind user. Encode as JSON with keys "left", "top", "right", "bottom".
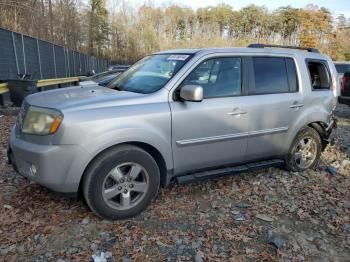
{"left": 0, "top": 105, "right": 349, "bottom": 261}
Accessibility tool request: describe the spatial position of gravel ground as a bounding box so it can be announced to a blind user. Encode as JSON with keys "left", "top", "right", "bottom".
{"left": 0, "top": 105, "right": 349, "bottom": 261}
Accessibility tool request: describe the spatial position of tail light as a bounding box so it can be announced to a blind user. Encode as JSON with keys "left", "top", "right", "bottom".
{"left": 341, "top": 76, "right": 347, "bottom": 96}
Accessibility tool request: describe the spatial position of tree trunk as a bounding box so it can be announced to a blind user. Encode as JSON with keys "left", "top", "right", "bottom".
{"left": 48, "top": 0, "right": 54, "bottom": 41}
{"left": 88, "top": 1, "right": 96, "bottom": 55}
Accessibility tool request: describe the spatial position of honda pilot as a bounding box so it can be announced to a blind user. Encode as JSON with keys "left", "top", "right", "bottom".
{"left": 8, "top": 44, "right": 337, "bottom": 219}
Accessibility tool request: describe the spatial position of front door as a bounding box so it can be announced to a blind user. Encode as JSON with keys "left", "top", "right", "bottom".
{"left": 170, "top": 57, "right": 249, "bottom": 174}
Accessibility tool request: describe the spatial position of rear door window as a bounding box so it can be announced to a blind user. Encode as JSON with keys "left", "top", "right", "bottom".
{"left": 250, "top": 57, "right": 293, "bottom": 94}
{"left": 307, "top": 61, "right": 331, "bottom": 90}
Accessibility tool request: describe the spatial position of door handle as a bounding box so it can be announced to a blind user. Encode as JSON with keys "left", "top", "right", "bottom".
{"left": 227, "top": 108, "right": 247, "bottom": 116}
{"left": 290, "top": 102, "right": 304, "bottom": 108}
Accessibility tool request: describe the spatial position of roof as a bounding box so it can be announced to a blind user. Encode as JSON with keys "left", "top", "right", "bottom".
{"left": 154, "top": 47, "right": 328, "bottom": 59}
{"left": 154, "top": 48, "right": 201, "bottom": 54}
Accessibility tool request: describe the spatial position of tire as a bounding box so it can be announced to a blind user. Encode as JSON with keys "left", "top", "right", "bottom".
{"left": 82, "top": 145, "right": 160, "bottom": 220}
{"left": 285, "top": 126, "right": 322, "bottom": 172}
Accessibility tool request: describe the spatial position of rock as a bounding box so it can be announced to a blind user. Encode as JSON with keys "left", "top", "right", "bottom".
{"left": 309, "top": 256, "right": 329, "bottom": 262}
{"left": 294, "top": 233, "right": 318, "bottom": 255}
{"left": 231, "top": 209, "right": 240, "bottom": 215}
{"left": 245, "top": 248, "right": 256, "bottom": 254}
{"left": 178, "top": 244, "right": 186, "bottom": 250}
{"left": 256, "top": 214, "right": 274, "bottom": 222}
{"left": 90, "top": 243, "right": 98, "bottom": 252}
{"left": 82, "top": 217, "right": 90, "bottom": 225}
{"left": 233, "top": 213, "right": 245, "bottom": 221}
{"left": 319, "top": 230, "right": 327, "bottom": 236}
{"left": 235, "top": 202, "right": 251, "bottom": 208}
{"left": 92, "top": 252, "right": 107, "bottom": 262}
{"left": 44, "top": 251, "right": 53, "bottom": 258}
{"left": 66, "top": 247, "right": 79, "bottom": 254}
{"left": 106, "top": 237, "right": 117, "bottom": 246}
{"left": 141, "top": 235, "right": 147, "bottom": 241}
{"left": 194, "top": 253, "right": 204, "bottom": 262}
{"left": 341, "top": 159, "right": 350, "bottom": 168}
{"left": 343, "top": 201, "right": 350, "bottom": 209}
{"left": 217, "top": 244, "right": 225, "bottom": 252}
{"left": 0, "top": 244, "right": 16, "bottom": 255}
{"left": 102, "top": 220, "right": 113, "bottom": 225}
{"left": 249, "top": 231, "right": 256, "bottom": 237}
{"left": 175, "top": 239, "right": 182, "bottom": 245}
{"left": 104, "top": 251, "right": 112, "bottom": 259}
{"left": 3, "top": 204, "right": 13, "bottom": 209}
{"left": 122, "top": 257, "right": 132, "bottom": 262}
{"left": 231, "top": 182, "right": 240, "bottom": 192}
{"left": 267, "top": 230, "right": 288, "bottom": 248}
{"left": 34, "top": 234, "right": 44, "bottom": 245}
{"left": 306, "top": 236, "right": 314, "bottom": 242}
{"left": 98, "top": 232, "right": 110, "bottom": 239}
{"left": 342, "top": 223, "right": 350, "bottom": 232}
{"left": 156, "top": 240, "right": 172, "bottom": 248}
{"left": 191, "top": 240, "right": 202, "bottom": 249}
{"left": 16, "top": 245, "right": 25, "bottom": 254}
{"left": 314, "top": 238, "right": 328, "bottom": 252}
{"left": 34, "top": 257, "right": 43, "bottom": 262}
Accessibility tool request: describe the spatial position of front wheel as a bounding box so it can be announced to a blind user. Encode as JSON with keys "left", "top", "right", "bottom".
{"left": 285, "top": 127, "right": 322, "bottom": 172}
{"left": 83, "top": 145, "right": 160, "bottom": 220}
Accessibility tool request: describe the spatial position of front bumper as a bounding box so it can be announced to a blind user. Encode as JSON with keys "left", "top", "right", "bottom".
{"left": 8, "top": 127, "right": 89, "bottom": 193}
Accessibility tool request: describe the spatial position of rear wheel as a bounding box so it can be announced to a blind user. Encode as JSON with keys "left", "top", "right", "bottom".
{"left": 83, "top": 145, "right": 160, "bottom": 220}
{"left": 285, "top": 127, "right": 322, "bottom": 172}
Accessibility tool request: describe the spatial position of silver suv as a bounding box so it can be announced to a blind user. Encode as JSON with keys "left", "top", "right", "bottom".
{"left": 8, "top": 44, "right": 338, "bottom": 219}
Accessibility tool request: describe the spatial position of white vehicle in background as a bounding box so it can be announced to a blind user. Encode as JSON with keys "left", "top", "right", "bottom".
{"left": 335, "top": 61, "right": 350, "bottom": 80}
{"left": 334, "top": 62, "right": 350, "bottom": 98}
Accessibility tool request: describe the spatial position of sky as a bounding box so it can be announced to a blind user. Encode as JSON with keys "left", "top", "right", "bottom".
{"left": 112, "top": 0, "right": 350, "bottom": 18}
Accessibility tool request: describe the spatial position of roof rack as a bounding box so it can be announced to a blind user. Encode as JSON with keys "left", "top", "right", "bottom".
{"left": 247, "top": 43, "right": 320, "bottom": 53}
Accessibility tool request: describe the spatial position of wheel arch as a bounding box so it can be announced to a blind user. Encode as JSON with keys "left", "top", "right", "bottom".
{"left": 307, "top": 121, "right": 329, "bottom": 138}
{"left": 307, "top": 121, "right": 332, "bottom": 150}
{"left": 77, "top": 141, "right": 170, "bottom": 198}
{"left": 287, "top": 107, "right": 333, "bottom": 153}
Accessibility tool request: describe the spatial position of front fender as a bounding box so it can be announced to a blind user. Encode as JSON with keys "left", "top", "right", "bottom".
{"left": 63, "top": 127, "right": 173, "bottom": 192}
{"left": 81, "top": 127, "right": 173, "bottom": 168}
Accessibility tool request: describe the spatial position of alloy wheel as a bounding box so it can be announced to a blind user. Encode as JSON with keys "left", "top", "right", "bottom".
{"left": 102, "top": 162, "right": 149, "bottom": 210}
{"left": 293, "top": 136, "right": 317, "bottom": 169}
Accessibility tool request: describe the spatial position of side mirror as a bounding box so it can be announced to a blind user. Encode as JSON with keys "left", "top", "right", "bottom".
{"left": 179, "top": 85, "right": 203, "bottom": 102}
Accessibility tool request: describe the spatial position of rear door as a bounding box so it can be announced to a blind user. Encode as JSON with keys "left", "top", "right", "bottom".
{"left": 244, "top": 56, "right": 303, "bottom": 161}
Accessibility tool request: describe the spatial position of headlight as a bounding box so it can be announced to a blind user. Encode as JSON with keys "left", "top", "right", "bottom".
{"left": 22, "top": 106, "right": 63, "bottom": 135}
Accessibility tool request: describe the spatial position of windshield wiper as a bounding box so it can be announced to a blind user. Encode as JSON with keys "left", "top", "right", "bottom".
{"left": 109, "top": 84, "right": 123, "bottom": 91}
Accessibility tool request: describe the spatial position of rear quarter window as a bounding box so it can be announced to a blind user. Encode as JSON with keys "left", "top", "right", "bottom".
{"left": 306, "top": 60, "right": 331, "bottom": 90}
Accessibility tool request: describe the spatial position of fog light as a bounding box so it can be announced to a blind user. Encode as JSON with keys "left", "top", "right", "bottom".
{"left": 30, "top": 164, "right": 37, "bottom": 176}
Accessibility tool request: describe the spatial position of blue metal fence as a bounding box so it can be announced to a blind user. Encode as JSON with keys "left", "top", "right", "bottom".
{"left": 0, "top": 27, "right": 110, "bottom": 80}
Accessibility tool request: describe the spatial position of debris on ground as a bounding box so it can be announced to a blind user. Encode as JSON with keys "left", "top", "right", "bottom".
{"left": 0, "top": 105, "right": 350, "bottom": 261}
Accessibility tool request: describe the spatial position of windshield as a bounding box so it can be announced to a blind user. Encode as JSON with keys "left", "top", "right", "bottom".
{"left": 108, "top": 54, "right": 192, "bottom": 93}
{"left": 335, "top": 64, "right": 350, "bottom": 74}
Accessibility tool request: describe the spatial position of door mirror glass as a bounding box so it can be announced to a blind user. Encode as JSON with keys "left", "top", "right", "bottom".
{"left": 180, "top": 85, "right": 203, "bottom": 102}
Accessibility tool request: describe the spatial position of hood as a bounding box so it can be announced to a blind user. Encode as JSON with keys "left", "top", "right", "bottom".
{"left": 25, "top": 84, "right": 144, "bottom": 111}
